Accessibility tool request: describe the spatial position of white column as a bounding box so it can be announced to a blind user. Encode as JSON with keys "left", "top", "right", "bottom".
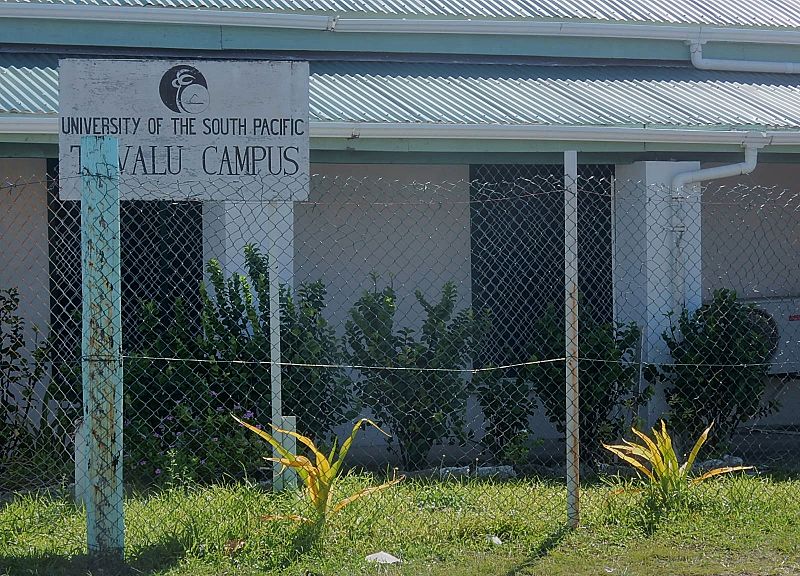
{"left": 202, "top": 202, "right": 293, "bottom": 285}
{"left": 202, "top": 200, "right": 296, "bottom": 490}
{"left": 614, "top": 161, "right": 701, "bottom": 426}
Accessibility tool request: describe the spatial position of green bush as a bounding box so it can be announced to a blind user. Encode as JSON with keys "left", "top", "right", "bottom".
{"left": 123, "top": 298, "right": 265, "bottom": 484}
{"left": 525, "top": 304, "right": 643, "bottom": 468}
{"left": 661, "top": 289, "right": 777, "bottom": 453}
{"left": 0, "top": 288, "right": 61, "bottom": 489}
{"left": 125, "top": 246, "right": 353, "bottom": 483}
{"left": 61, "top": 245, "right": 352, "bottom": 484}
{"left": 475, "top": 368, "right": 534, "bottom": 463}
{"left": 281, "top": 280, "right": 356, "bottom": 446}
{"left": 345, "top": 280, "right": 489, "bottom": 470}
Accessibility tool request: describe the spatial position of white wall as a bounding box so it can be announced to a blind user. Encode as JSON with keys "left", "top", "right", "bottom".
{"left": 702, "top": 163, "right": 800, "bottom": 300}
{"left": 296, "top": 164, "right": 472, "bottom": 332}
{"left": 702, "top": 162, "right": 800, "bottom": 430}
{"left": 0, "top": 158, "right": 50, "bottom": 342}
{"left": 0, "top": 158, "right": 50, "bottom": 421}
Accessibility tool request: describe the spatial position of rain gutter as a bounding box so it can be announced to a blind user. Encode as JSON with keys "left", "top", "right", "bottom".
{"left": 3, "top": 3, "right": 800, "bottom": 47}
{"left": 689, "top": 41, "right": 800, "bottom": 74}
{"left": 3, "top": 117, "right": 798, "bottom": 147}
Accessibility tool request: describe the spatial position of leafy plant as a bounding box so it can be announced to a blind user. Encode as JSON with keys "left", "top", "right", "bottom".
{"left": 281, "top": 281, "right": 356, "bottom": 446}
{"left": 476, "top": 368, "right": 535, "bottom": 462}
{"left": 345, "top": 280, "right": 489, "bottom": 470}
{"left": 234, "top": 416, "right": 403, "bottom": 527}
{"left": 201, "top": 246, "right": 353, "bottom": 445}
{"left": 0, "top": 288, "right": 55, "bottom": 488}
{"left": 124, "top": 298, "right": 264, "bottom": 484}
{"left": 526, "top": 304, "right": 644, "bottom": 468}
{"left": 660, "top": 289, "right": 777, "bottom": 452}
{"left": 603, "top": 420, "right": 752, "bottom": 513}
{"left": 122, "top": 246, "right": 352, "bottom": 483}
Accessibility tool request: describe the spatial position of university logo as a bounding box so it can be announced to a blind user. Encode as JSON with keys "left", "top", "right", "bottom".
{"left": 159, "top": 65, "right": 209, "bottom": 114}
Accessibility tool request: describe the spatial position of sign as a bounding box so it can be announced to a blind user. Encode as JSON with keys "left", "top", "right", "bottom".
{"left": 58, "top": 59, "right": 309, "bottom": 200}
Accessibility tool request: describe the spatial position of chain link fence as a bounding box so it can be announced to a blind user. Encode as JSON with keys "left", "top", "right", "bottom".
{"left": 2, "top": 161, "right": 799, "bottom": 569}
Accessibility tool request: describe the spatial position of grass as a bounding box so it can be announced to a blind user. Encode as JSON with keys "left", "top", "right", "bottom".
{"left": 1, "top": 474, "right": 799, "bottom": 576}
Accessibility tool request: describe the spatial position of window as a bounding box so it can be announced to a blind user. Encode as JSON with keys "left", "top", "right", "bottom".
{"left": 46, "top": 159, "right": 204, "bottom": 361}
{"left": 470, "top": 164, "right": 614, "bottom": 368}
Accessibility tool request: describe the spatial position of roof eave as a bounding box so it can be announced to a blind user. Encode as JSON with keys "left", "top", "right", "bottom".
{"left": 2, "top": 4, "right": 800, "bottom": 46}
{"left": 4, "top": 115, "right": 799, "bottom": 147}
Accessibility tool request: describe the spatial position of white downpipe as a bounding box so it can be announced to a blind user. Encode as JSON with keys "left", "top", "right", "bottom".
{"left": 690, "top": 41, "right": 800, "bottom": 74}
{"left": 671, "top": 145, "right": 759, "bottom": 190}
{"left": 670, "top": 145, "right": 759, "bottom": 313}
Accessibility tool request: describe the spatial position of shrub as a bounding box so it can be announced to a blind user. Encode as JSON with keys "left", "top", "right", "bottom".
{"left": 345, "top": 280, "right": 489, "bottom": 470}
{"left": 661, "top": 288, "right": 777, "bottom": 452}
{"left": 525, "top": 304, "right": 644, "bottom": 468}
{"left": 199, "top": 246, "right": 353, "bottom": 445}
{"left": 65, "top": 245, "right": 352, "bottom": 484}
{"left": 124, "top": 298, "right": 265, "bottom": 484}
{"left": 281, "top": 281, "right": 356, "bottom": 446}
{"left": 476, "top": 368, "right": 534, "bottom": 463}
{"left": 0, "top": 288, "right": 57, "bottom": 488}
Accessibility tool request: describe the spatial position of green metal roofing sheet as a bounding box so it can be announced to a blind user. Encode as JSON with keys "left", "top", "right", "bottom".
{"left": 4, "top": 55, "right": 800, "bottom": 131}
{"left": 4, "top": 0, "right": 800, "bottom": 29}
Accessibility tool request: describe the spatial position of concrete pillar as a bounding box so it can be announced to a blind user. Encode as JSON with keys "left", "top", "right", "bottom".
{"left": 614, "top": 161, "right": 701, "bottom": 425}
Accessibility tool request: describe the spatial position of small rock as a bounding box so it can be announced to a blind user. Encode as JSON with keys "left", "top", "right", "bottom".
{"left": 722, "top": 454, "right": 744, "bottom": 467}
{"left": 476, "top": 465, "right": 517, "bottom": 479}
{"left": 438, "top": 466, "right": 470, "bottom": 479}
{"left": 365, "top": 552, "right": 402, "bottom": 565}
{"left": 697, "top": 455, "right": 746, "bottom": 472}
{"left": 487, "top": 535, "right": 503, "bottom": 545}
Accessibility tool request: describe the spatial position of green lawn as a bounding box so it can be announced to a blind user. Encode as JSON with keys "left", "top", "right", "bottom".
{"left": 1, "top": 475, "right": 798, "bottom": 576}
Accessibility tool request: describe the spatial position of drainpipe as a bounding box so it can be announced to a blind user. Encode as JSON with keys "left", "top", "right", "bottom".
{"left": 689, "top": 41, "right": 800, "bottom": 74}
{"left": 670, "top": 145, "right": 759, "bottom": 313}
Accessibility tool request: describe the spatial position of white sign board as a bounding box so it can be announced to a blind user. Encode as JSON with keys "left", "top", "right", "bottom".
{"left": 58, "top": 59, "right": 309, "bottom": 200}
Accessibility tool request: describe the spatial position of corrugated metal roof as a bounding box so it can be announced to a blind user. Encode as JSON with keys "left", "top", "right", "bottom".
{"left": 0, "top": 55, "right": 58, "bottom": 116}
{"left": 309, "top": 62, "right": 800, "bottom": 129}
{"left": 4, "top": 0, "right": 800, "bottom": 29}
{"left": 4, "top": 55, "right": 800, "bottom": 131}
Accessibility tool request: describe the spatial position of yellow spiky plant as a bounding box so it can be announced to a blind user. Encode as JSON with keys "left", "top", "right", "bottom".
{"left": 603, "top": 421, "right": 752, "bottom": 505}
{"left": 234, "top": 416, "right": 403, "bottom": 526}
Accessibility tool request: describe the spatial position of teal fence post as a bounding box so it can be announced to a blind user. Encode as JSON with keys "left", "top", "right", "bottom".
{"left": 81, "top": 135, "right": 125, "bottom": 560}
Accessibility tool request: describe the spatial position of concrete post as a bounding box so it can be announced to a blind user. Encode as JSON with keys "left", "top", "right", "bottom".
{"left": 80, "top": 135, "right": 124, "bottom": 560}
{"left": 614, "top": 161, "right": 702, "bottom": 426}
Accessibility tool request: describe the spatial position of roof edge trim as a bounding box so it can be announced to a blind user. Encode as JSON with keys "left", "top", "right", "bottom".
{"left": 4, "top": 116, "right": 798, "bottom": 146}
{"left": 0, "top": 4, "right": 332, "bottom": 30}
{"left": 3, "top": 4, "right": 800, "bottom": 46}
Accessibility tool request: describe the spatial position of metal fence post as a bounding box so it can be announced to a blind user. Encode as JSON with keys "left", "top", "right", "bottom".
{"left": 268, "top": 203, "right": 296, "bottom": 491}
{"left": 81, "top": 135, "right": 125, "bottom": 559}
{"left": 564, "top": 150, "right": 580, "bottom": 528}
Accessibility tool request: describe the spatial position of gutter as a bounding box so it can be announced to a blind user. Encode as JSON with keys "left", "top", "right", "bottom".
{"left": 0, "top": 4, "right": 332, "bottom": 30}
{"left": 2, "top": 116, "right": 795, "bottom": 147}
{"left": 3, "top": 3, "right": 800, "bottom": 47}
{"left": 689, "top": 41, "right": 800, "bottom": 74}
